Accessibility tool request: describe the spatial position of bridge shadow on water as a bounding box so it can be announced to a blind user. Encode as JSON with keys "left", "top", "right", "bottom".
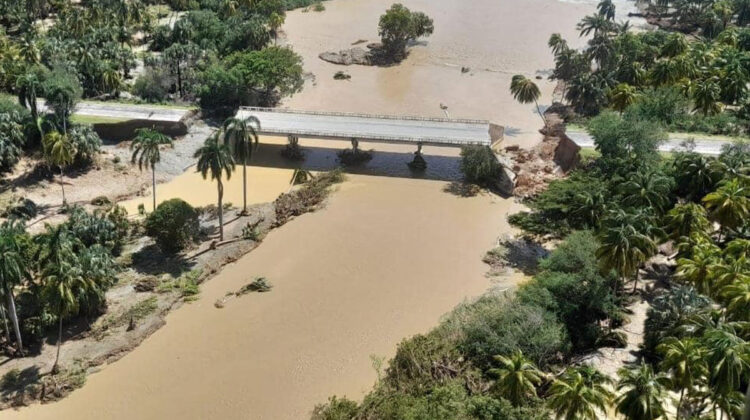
{"left": 250, "top": 141, "right": 465, "bottom": 183}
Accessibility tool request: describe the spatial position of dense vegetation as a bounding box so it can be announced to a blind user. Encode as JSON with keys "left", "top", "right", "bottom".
{"left": 550, "top": 0, "right": 750, "bottom": 136}
{"left": 377, "top": 3, "right": 433, "bottom": 61}
{"left": 0, "top": 204, "right": 128, "bottom": 370}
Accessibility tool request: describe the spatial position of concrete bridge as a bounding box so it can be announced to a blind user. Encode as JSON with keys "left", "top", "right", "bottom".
{"left": 235, "top": 107, "right": 504, "bottom": 149}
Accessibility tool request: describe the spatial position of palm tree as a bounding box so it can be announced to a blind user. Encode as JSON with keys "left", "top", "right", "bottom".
{"left": 131, "top": 128, "right": 174, "bottom": 211}
{"left": 619, "top": 169, "right": 673, "bottom": 212}
{"left": 704, "top": 328, "right": 750, "bottom": 397}
{"left": 547, "top": 365, "right": 613, "bottom": 420}
{"left": 662, "top": 33, "right": 688, "bottom": 57}
{"left": 42, "top": 259, "right": 95, "bottom": 373}
{"left": 597, "top": 0, "right": 616, "bottom": 20}
{"left": 0, "top": 220, "right": 30, "bottom": 356}
{"left": 609, "top": 83, "right": 638, "bottom": 114}
{"left": 548, "top": 33, "right": 568, "bottom": 55}
{"left": 195, "top": 134, "right": 235, "bottom": 241}
{"left": 510, "top": 75, "right": 546, "bottom": 127}
{"left": 721, "top": 280, "right": 750, "bottom": 321}
{"left": 222, "top": 116, "right": 260, "bottom": 214}
{"left": 711, "top": 257, "right": 750, "bottom": 295}
{"left": 664, "top": 203, "right": 710, "bottom": 240}
{"left": 702, "top": 178, "right": 749, "bottom": 237}
{"left": 597, "top": 223, "right": 657, "bottom": 293}
{"left": 657, "top": 337, "right": 708, "bottom": 418}
{"left": 673, "top": 152, "right": 723, "bottom": 201}
{"left": 676, "top": 242, "right": 721, "bottom": 294}
{"left": 615, "top": 363, "right": 670, "bottom": 420}
{"left": 691, "top": 77, "right": 722, "bottom": 116}
{"left": 269, "top": 12, "right": 285, "bottom": 44}
{"left": 488, "top": 350, "right": 543, "bottom": 406}
{"left": 577, "top": 14, "right": 613, "bottom": 37}
{"left": 42, "top": 131, "right": 76, "bottom": 205}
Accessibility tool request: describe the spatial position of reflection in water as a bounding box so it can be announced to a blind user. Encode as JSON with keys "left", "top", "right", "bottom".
{"left": 122, "top": 135, "right": 467, "bottom": 212}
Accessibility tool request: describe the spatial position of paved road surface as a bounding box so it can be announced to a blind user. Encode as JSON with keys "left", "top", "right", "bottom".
{"left": 38, "top": 100, "right": 192, "bottom": 122}
{"left": 237, "top": 107, "right": 495, "bottom": 146}
{"left": 568, "top": 130, "right": 732, "bottom": 156}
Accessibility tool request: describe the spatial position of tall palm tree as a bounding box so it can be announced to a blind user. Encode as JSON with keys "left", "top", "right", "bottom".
{"left": 195, "top": 134, "right": 235, "bottom": 241}
{"left": 676, "top": 242, "right": 721, "bottom": 295}
{"left": 0, "top": 220, "right": 30, "bottom": 356}
{"left": 222, "top": 116, "right": 260, "bottom": 215}
{"left": 597, "top": 223, "right": 657, "bottom": 293}
{"left": 704, "top": 328, "right": 750, "bottom": 397}
{"left": 664, "top": 203, "right": 710, "bottom": 240}
{"left": 657, "top": 337, "right": 708, "bottom": 418}
{"left": 615, "top": 363, "right": 670, "bottom": 420}
{"left": 619, "top": 169, "right": 673, "bottom": 212}
{"left": 548, "top": 33, "right": 568, "bottom": 56}
{"left": 691, "top": 77, "right": 722, "bottom": 116}
{"left": 547, "top": 365, "right": 613, "bottom": 420}
{"left": 609, "top": 83, "right": 638, "bottom": 114}
{"left": 577, "top": 14, "right": 613, "bottom": 37}
{"left": 721, "top": 279, "right": 750, "bottom": 321}
{"left": 131, "top": 128, "right": 174, "bottom": 211}
{"left": 597, "top": 0, "right": 616, "bottom": 20}
{"left": 488, "top": 350, "right": 543, "bottom": 406}
{"left": 510, "top": 75, "right": 546, "bottom": 127}
{"left": 42, "top": 131, "right": 76, "bottom": 205}
{"left": 702, "top": 178, "right": 749, "bottom": 237}
{"left": 41, "top": 259, "right": 95, "bottom": 373}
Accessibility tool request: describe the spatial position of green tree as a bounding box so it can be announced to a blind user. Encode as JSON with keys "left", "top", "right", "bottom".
{"left": 510, "top": 75, "right": 546, "bottom": 127}
{"left": 702, "top": 178, "right": 749, "bottom": 236}
{"left": 597, "top": 222, "right": 657, "bottom": 293}
{"left": 488, "top": 350, "right": 543, "bottom": 406}
{"left": 0, "top": 220, "right": 29, "bottom": 356}
{"left": 42, "top": 131, "right": 76, "bottom": 205}
{"left": 609, "top": 83, "right": 638, "bottom": 114}
{"left": 615, "top": 363, "right": 670, "bottom": 420}
{"left": 194, "top": 134, "right": 235, "bottom": 241}
{"left": 547, "top": 365, "right": 613, "bottom": 420}
{"left": 619, "top": 169, "right": 673, "bottom": 213}
{"left": 377, "top": 3, "right": 434, "bottom": 60}
{"left": 657, "top": 337, "right": 708, "bottom": 418}
{"left": 676, "top": 241, "right": 721, "bottom": 295}
{"left": 222, "top": 116, "right": 260, "bottom": 214}
{"left": 691, "top": 77, "right": 722, "bottom": 116}
{"left": 704, "top": 328, "right": 750, "bottom": 397}
{"left": 597, "top": 0, "right": 616, "bottom": 20}
{"left": 42, "top": 69, "right": 82, "bottom": 134}
{"left": 664, "top": 203, "right": 710, "bottom": 241}
{"left": 130, "top": 128, "right": 174, "bottom": 211}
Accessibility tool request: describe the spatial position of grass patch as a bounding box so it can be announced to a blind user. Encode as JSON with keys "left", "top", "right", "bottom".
{"left": 91, "top": 296, "right": 158, "bottom": 340}
{"left": 70, "top": 114, "right": 130, "bottom": 125}
{"left": 80, "top": 99, "right": 197, "bottom": 110}
{"left": 156, "top": 270, "right": 202, "bottom": 301}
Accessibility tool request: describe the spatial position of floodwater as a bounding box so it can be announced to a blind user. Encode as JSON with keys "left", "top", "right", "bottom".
{"left": 7, "top": 0, "right": 593, "bottom": 418}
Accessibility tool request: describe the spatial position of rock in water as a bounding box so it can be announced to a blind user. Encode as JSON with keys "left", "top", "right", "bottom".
{"left": 319, "top": 47, "right": 372, "bottom": 66}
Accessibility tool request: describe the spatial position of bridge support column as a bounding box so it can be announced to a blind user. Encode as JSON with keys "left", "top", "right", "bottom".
{"left": 351, "top": 138, "right": 359, "bottom": 152}
{"left": 281, "top": 135, "right": 304, "bottom": 160}
{"left": 408, "top": 142, "right": 427, "bottom": 171}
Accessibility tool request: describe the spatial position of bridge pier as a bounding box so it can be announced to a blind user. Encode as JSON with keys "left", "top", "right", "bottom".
{"left": 408, "top": 142, "right": 427, "bottom": 171}
{"left": 281, "top": 134, "right": 305, "bottom": 160}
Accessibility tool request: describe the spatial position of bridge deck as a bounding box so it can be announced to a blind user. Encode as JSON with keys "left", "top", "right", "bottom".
{"left": 236, "top": 107, "right": 499, "bottom": 147}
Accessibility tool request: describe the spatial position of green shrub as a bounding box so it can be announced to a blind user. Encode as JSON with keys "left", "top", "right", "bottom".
{"left": 144, "top": 199, "right": 200, "bottom": 254}
{"left": 643, "top": 285, "right": 712, "bottom": 359}
{"left": 68, "top": 124, "right": 102, "bottom": 166}
{"left": 460, "top": 145, "right": 501, "bottom": 186}
{"left": 311, "top": 396, "right": 359, "bottom": 420}
{"left": 64, "top": 206, "right": 124, "bottom": 252}
{"left": 0, "top": 110, "right": 27, "bottom": 173}
{"left": 626, "top": 86, "right": 689, "bottom": 126}
{"left": 456, "top": 295, "right": 569, "bottom": 368}
{"left": 133, "top": 68, "right": 170, "bottom": 103}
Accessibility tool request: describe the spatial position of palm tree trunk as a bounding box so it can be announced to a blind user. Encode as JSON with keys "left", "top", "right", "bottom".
{"left": 60, "top": 167, "right": 66, "bottom": 205}
{"left": 5, "top": 285, "right": 24, "bottom": 356}
{"left": 677, "top": 388, "right": 684, "bottom": 420}
{"left": 52, "top": 315, "right": 63, "bottom": 373}
{"left": 242, "top": 161, "right": 247, "bottom": 214}
{"left": 632, "top": 269, "right": 639, "bottom": 294}
{"left": 218, "top": 180, "right": 224, "bottom": 241}
{"left": 152, "top": 166, "right": 157, "bottom": 211}
{"left": 534, "top": 99, "right": 547, "bottom": 128}
{"left": 0, "top": 304, "right": 11, "bottom": 346}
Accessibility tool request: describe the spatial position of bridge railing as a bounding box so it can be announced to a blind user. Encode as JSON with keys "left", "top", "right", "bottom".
{"left": 239, "top": 107, "right": 489, "bottom": 125}
{"left": 253, "top": 127, "right": 489, "bottom": 146}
